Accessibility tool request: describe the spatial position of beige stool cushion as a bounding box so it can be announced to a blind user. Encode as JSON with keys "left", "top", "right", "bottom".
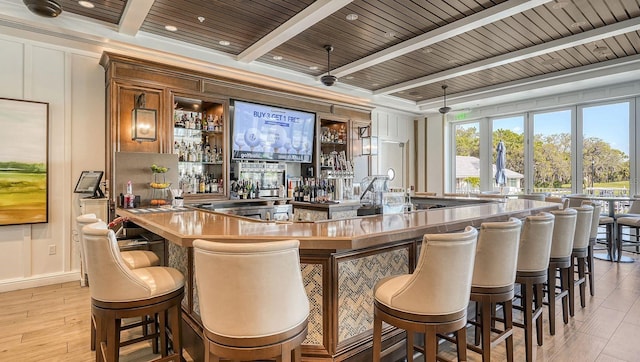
{"left": 617, "top": 216, "right": 640, "bottom": 227}
{"left": 83, "top": 224, "right": 184, "bottom": 303}
{"left": 122, "top": 250, "right": 161, "bottom": 269}
{"left": 599, "top": 216, "right": 614, "bottom": 224}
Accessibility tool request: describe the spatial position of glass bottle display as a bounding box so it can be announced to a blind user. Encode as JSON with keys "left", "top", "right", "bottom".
{"left": 173, "top": 97, "right": 225, "bottom": 196}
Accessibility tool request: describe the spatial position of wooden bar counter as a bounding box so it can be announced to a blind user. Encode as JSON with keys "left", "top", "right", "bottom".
{"left": 117, "top": 199, "right": 559, "bottom": 361}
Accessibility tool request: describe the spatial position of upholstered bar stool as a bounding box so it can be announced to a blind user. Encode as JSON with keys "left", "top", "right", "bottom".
{"left": 193, "top": 239, "right": 309, "bottom": 362}
{"left": 598, "top": 215, "right": 615, "bottom": 260}
{"left": 546, "top": 208, "right": 577, "bottom": 335}
{"left": 568, "top": 205, "right": 593, "bottom": 316}
{"left": 616, "top": 216, "right": 640, "bottom": 258}
{"left": 581, "top": 201, "right": 601, "bottom": 295}
{"left": 545, "top": 196, "right": 569, "bottom": 209}
{"left": 76, "top": 214, "right": 160, "bottom": 281}
{"left": 373, "top": 227, "right": 478, "bottom": 362}
{"left": 76, "top": 214, "right": 161, "bottom": 351}
{"left": 83, "top": 223, "right": 184, "bottom": 362}
{"left": 513, "top": 212, "right": 554, "bottom": 362}
{"left": 468, "top": 218, "right": 522, "bottom": 362}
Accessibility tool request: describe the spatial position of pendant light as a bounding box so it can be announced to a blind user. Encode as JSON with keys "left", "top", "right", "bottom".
{"left": 439, "top": 84, "right": 451, "bottom": 114}
{"left": 321, "top": 45, "right": 337, "bottom": 86}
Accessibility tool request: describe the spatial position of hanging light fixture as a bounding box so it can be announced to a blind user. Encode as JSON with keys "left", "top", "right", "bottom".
{"left": 439, "top": 84, "right": 451, "bottom": 114}
{"left": 321, "top": 45, "right": 337, "bottom": 86}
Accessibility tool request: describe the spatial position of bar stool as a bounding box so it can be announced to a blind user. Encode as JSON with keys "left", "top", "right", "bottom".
{"left": 83, "top": 223, "right": 184, "bottom": 362}
{"left": 373, "top": 227, "right": 478, "bottom": 362}
{"left": 545, "top": 196, "right": 569, "bottom": 209}
{"left": 546, "top": 208, "right": 577, "bottom": 335}
{"left": 598, "top": 215, "right": 615, "bottom": 260}
{"left": 513, "top": 212, "right": 554, "bottom": 362}
{"left": 616, "top": 216, "right": 640, "bottom": 258}
{"left": 193, "top": 239, "right": 309, "bottom": 362}
{"left": 76, "top": 214, "right": 160, "bottom": 283}
{"left": 468, "top": 218, "right": 522, "bottom": 362}
{"left": 76, "top": 214, "right": 161, "bottom": 351}
{"left": 581, "top": 201, "right": 601, "bottom": 295}
{"left": 568, "top": 205, "right": 593, "bottom": 316}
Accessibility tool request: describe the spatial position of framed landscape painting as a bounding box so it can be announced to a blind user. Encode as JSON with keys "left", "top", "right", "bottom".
{"left": 0, "top": 98, "right": 48, "bottom": 226}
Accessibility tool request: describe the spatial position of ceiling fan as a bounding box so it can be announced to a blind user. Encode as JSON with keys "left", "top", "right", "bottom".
{"left": 439, "top": 84, "right": 451, "bottom": 114}
{"left": 23, "top": 0, "right": 62, "bottom": 18}
{"left": 321, "top": 45, "right": 337, "bottom": 87}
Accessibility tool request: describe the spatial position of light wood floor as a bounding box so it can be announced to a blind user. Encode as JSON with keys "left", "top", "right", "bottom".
{"left": 1, "top": 254, "right": 639, "bottom": 361}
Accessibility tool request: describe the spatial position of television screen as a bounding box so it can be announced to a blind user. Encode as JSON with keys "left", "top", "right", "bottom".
{"left": 74, "top": 171, "right": 103, "bottom": 196}
{"left": 231, "top": 100, "right": 315, "bottom": 162}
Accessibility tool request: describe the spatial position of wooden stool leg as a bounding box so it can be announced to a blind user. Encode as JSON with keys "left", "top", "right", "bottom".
{"left": 534, "top": 283, "right": 544, "bottom": 346}
{"left": 481, "top": 300, "right": 491, "bottom": 362}
{"left": 568, "top": 262, "right": 575, "bottom": 317}
{"left": 457, "top": 326, "right": 467, "bottom": 362}
{"left": 523, "top": 282, "right": 534, "bottom": 362}
{"left": 587, "top": 244, "right": 595, "bottom": 296}
{"left": 578, "top": 257, "right": 587, "bottom": 308}
{"left": 425, "top": 328, "right": 438, "bottom": 361}
{"left": 406, "top": 330, "right": 414, "bottom": 362}
{"left": 560, "top": 268, "right": 569, "bottom": 324}
{"left": 169, "top": 303, "right": 182, "bottom": 359}
{"left": 504, "top": 300, "right": 514, "bottom": 362}
{"left": 372, "top": 310, "right": 382, "bottom": 362}
{"left": 91, "top": 314, "right": 96, "bottom": 351}
{"left": 104, "top": 315, "right": 118, "bottom": 362}
{"left": 547, "top": 267, "right": 556, "bottom": 335}
{"left": 474, "top": 300, "right": 481, "bottom": 346}
{"left": 159, "top": 310, "right": 168, "bottom": 356}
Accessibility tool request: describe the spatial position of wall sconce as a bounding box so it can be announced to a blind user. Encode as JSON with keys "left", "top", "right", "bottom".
{"left": 131, "top": 93, "right": 157, "bottom": 142}
{"left": 358, "top": 126, "right": 378, "bottom": 155}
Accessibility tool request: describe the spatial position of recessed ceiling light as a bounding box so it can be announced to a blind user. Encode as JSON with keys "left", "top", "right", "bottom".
{"left": 422, "top": 48, "right": 433, "bottom": 54}
{"left": 78, "top": 1, "right": 94, "bottom": 8}
{"left": 219, "top": 40, "right": 230, "bottom": 46}
{"left": 197, "top": 16, "right": 205, "bottom": 23}
{"left": 447, "top": 59, "right": 457, "bottom": 64}
{"left": 165, "top": 25, "right": 177, "bottom": 32}
{"left": 398, "top": 91, "right": 405, "bottom": 94}
{"left": 273, "top": 55, "right": 283, "bottom": 60}
{"left": 346, "top": 13, "right": 358, "bottom": 21}
{"left": 309, "top": 66, "right": 318, "bottom": 70}
{"left": 384, "top": 31, "right": 396, "bottom": 38}
{"left": 593, "top": 46, "right": 609, "bottom": 54}
{"left": 571, "top": 21, "right": 587, "bottom": 28}
{"left": 345, "top": 76, "right": 354, "bottom": 80}
{"left": 372, "top": 83, "right": 380, "bottom": 86}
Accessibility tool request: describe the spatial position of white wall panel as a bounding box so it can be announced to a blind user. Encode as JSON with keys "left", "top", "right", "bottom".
{"left": 0, "top": 33, "right": 104, "bottom": 290}
{"left": 0, "top": 226, "right": 25, "bottom": 279}
{"left": 0, "top": 38, "right": 24, "bottom": 99}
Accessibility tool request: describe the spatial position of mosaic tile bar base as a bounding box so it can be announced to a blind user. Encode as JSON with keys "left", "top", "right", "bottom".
{"left": 337, "top": 248, "right": 409, "bottom": 342}
{"left": 301, "top": 263, "right": 323, "bottom": 345}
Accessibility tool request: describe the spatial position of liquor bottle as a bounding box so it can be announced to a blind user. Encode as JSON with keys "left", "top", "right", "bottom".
{"left": 195, "top": 113, "right": 202, "bottom": 130}
{"left": 199, "top": 175, "right": 205, "bottom": 193}
{"left": 255, "top": 181, "right": 260, "bottom": 198}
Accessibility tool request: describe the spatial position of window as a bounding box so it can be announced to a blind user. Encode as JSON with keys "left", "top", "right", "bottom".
{"left": 448, "top": 100, "right": 635, "bottom": 197}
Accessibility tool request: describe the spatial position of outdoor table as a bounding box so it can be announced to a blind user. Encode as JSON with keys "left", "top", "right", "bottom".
{"left": 566, "top": 195, "right": 635, "bottom": 263}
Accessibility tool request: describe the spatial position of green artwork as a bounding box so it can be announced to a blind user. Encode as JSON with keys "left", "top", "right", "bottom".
{"left": 0, "top": 98, "right": 48, "bottom": 226}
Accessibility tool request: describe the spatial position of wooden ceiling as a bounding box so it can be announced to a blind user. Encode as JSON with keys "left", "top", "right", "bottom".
{"left": 54, "top": 0, "right": 640, "bottom": 108}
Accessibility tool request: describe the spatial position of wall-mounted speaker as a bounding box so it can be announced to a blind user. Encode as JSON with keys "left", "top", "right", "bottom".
{"left": 23, "top": 0, "right": 62, "bottom": 18}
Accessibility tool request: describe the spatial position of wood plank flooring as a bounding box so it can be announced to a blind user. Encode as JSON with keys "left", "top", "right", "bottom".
{"left": 0, "top": 254, "right": 639, "bottom": 361}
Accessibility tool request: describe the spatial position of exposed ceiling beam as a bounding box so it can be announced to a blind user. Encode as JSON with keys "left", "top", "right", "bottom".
{"left": 376, "top": 18, "right": 640, "bottom": 95}
{"left": 237, "top": 0, "right": 353, "bottom": 63}
{"left": 118, "top": 0, "right": 155, "bottom": 36}
{"left": 415, "top": 54, "right": 640, "bottom": 112}
{"left": 330, "top": 0, "right": 552, "bottom": 79}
